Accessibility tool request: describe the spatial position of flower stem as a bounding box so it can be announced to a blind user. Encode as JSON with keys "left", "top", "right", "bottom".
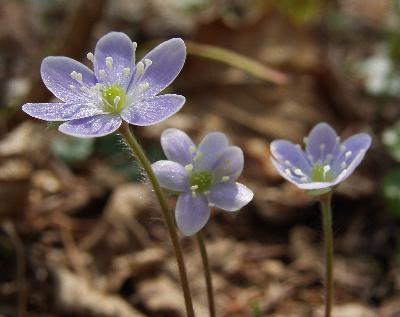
{"left": 196, "top": 231, "right": 216, "bottom": 317}
{"left": 319, "top": 192, "right": 334, "bottom": 317}
{"left": 118, "top": 122, "right": 195, "bottom": 317}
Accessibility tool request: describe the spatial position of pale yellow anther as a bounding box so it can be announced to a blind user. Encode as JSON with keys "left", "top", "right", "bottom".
{"left": 221, "top": 176, "right": 230, "bottom": 182}
{"left": 123, "top": 68, "right": 131, "bottom": 76}
{"left": 86, "top": 52, "right": 94, "bottom": 62}
{"left": 98, "top": 70, "right": 107, "bottom": 78}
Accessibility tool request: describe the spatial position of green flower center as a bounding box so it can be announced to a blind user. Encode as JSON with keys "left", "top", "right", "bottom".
{"left": 311, "top": 164, "right": 334, "bottom": 182}
{"left": 101, "top": 84, "right": 126, "bottom": 114}
{"left": 189, "top": 171, "right": 212, "bottom": 193}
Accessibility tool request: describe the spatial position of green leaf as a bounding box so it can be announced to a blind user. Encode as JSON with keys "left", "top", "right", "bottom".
{"left": 51, "top": 136, "right": 94, "bottom": 164}
{"left": 382, "top": 168, "right": 400, "bottom": 218}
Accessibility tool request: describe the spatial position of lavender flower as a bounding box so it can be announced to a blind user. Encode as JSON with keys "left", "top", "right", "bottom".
{"left": 152, "top": 129, "right": 254, "bottom": 236}
{"left": 22, "top": 32, "right": 186, "bottom": 137}
{"left": 270, "top": 123, "right": 371, "bottom": 193}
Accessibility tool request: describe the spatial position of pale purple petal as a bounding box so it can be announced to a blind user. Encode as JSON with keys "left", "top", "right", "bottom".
{"left": 332, "top": 149, "right": 368, "bottom": 185}
{"left": 338, "top": 133, "right": 371, "bottom": 166}
{"left": 208, "top": 182, "right": 253, "bottom": 212}
{"left": 160, "top": 128, "right": 195, "bottom": 166}
{"left": 175, "top": 193, "right": 210, "bottom": 236}
{"left": 121, "top": 94, "right": 185, "bottom": 126}
{"left": 270, "top": 140, "right": 311, "bottom": 175}
{"left": 94, "top": 32, "right": 134, "bottom": 88}
{"left": 212, "top": 146, "right": 244, "bottom": 183}
{"left": 22, "top": 102, "right": 102, "bottom": 121}
{"left": 135, "top": 38, "right": 186, "bottom": 96}
{"left": 151, "top": 160, "right": 189, "bottom": 192}
{"left": 306, "top": 122, "right": 339, "bottom": 163}
{"left": 194, "top": 132, "right": 229, "bottom": 171}
{"left": 41, "top": 56, "right": 96, "bottom": 103}
{"left": 58, "top": 115, "right": 121, "bottom": 138}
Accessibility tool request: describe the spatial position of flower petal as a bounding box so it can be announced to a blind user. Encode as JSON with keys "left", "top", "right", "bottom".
{"left": 208, "top": 182, "right": 253, "bottom": 211}
{"left": 306, "top": 122, "right": 339, "bottom": 164}
{"left": 270, "top": 140, "right": 311, "bottom": 175}
{"left": 135, "top": 38, "right": 186, "bottom": 96}
{"left": 212, "top": 146, "right": 244, "bottom": 183}
{"left": 121, "top": 94, "right": 185, "bottom": 126}
{"left": 58, "top": 115, "right": 121, "bottom": 138}
{"left": 160, "top": 128, "right": 195, "bottom": 166}
{"left": 333, "top": 148, "right": 368, "bottom": 185}
{"left": 338, "top": 133, "right": 371, "bottom": 166}
{"left": 41, "top": 56, "right": 97, "bottom": 103}
{"left": 175, "top": 193, "right": 210, "bottom": 236}
{"left": 94, "top": 32, "right": 134, "bottom": 89}
{"left": 151, "top": 160, "right": 189, "bottom": 192}
{"left": 194, "top": 132, "right": 229, "bottom": 171}
{"left": 22, "top": 102, "right": 103, "bottom": 121}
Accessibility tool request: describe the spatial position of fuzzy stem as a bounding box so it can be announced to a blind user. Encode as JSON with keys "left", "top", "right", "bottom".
{"left": 196, "top": 231, "right": 216, "bottom": 317}
{"left": 319, "top": 192, "right": 334, "bottom": 317}
{"left": 118, "top": 122, "right": 195, "bottom": 317}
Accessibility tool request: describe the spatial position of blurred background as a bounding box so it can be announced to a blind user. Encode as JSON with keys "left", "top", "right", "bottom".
{"left": 1, "top": 0, "right": 400, "bottom": 316}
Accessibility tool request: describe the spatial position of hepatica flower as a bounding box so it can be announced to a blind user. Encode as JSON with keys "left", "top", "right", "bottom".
{"left": 270, "top": 123, "right": 371, "bottom": 194}
{"left": 152, "top": 129, "right": 254, "bottom": 235}
{"left": 22, "top": 32, "right": 186, "bottom": 137}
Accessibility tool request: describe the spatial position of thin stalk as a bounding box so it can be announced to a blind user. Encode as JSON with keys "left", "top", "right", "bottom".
{"left": 2, "top": 220, "right": 26, "bottom": 317}
{"left": 196, "top": 231, "right": 216, "bottom": 317}
{"left": 118, "top": 122, "right": 195, "bottom": 317}
{"left": 319, "top": 192, "right": 334, "bottom": 317}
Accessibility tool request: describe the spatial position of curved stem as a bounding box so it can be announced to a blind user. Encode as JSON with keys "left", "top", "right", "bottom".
{"left": 319, "top": 192, "right": 334, "bottom": 317}
{"left": 196, "top": 231, "right": 216, "bottom": 317}
{"left": 118, "top": 122, "right": 195, "bottom": 317}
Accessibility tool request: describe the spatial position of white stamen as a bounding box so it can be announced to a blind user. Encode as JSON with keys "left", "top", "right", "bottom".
{"left": 221, "top": 176, "right": 230, "bottom": 182}
{"left": 185, "top": 164, "right": 193, "bottom": 172}
{"left": 144, "top": 58, "right": 152, "bottom": 67}
{"left": 123, "top": 68, "right": 131, "bottom": 76}
{"left": 340, "top": 144, "right": 346, "bottom": 152}
{"left": 303, "top": 137, "right": 309, "bottom": 144}
{"left": 336, "top": 137, "right": 340, "bottom": 143}
{"left": 295, "top": 144, "right": 301, "bottom": 150}
{"left": 132, "top": 42, "right": 138, "bottom": 51}
{"left": 285, "top": 168, "right": 291, "bottom": 176}
{"left": 136, "top": 62, "right": 145, "bottom": 75}
{"left": 86, "top": 52, "right": 94, "bottom": 62}
{"left": 138, "top": 82, "right": 150, "bottom": 93}
{"left": 113, "top": 96, "right": 120, "bottom": 105}
{"left": 208, "top": 203, "right": 215, "bottom": 207}
{"left": 341, "top": 162, "right": 347, "bottom": 169}
{"left": 284, "top": 160, "right": 291, "bottom": 166}
{"left": 294, "top": 168, "right": 305, "bottom": 176}
{"left": 301, "top": 176, "right": 308, "bottom": 182}
{"left": 190, "top": 185, "right": 199, "bottom": 191}
{"left": 69, "top": 85, "right": 76, "bottom": 90}
{"left": 191, "top": 191, "right": 197, "bottom": 198}
{"left": 326, "top": 154, "right": 333, "bottom": 162}
{"left": 193, "top": 151, "right": 203, "bottom": 162}
{"left": 70, "top": 71, "right": 82, "bottom": 83}
{"left": 345, "top": 151, "right": 352, "bottom": 159}
{"left": 323, "top": 165, "right": 331, "bottom": 178}
{"left": 98, "top": 70, "right": 107, "bottom": 78}
{"left": 105, "top": 56, "right": 113, "bottom": 69}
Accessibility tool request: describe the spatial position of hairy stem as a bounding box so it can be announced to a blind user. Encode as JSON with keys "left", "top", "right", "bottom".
{"left": 118, "top": 122, "right": 195, "bottom": 317}
{"left": 319, "top": 192, "right": 334, "bottom": 317}
{"left": 196, "top": 231, "right": 216, "bottom": 317}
